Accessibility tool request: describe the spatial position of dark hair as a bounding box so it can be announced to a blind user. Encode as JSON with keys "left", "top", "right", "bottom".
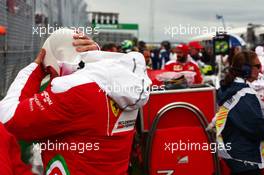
{"left": 227, "top": 47, "right": 237, "bottom": 65}
{"left": 101, "top": 43, "right": 117, "bottom": 51}
{"left": 161, "top": 41, "right": 171, "bottom": 51}
{"left": 221, "top": 51, "right": 257, "bottom": 87}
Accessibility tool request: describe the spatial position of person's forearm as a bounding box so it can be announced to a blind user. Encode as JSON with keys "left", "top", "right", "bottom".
{"left": 0, "top": 63, "right": 45, "bottom": 123}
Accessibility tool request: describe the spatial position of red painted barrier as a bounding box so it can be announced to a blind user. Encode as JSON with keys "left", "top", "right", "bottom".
{"left": 141, "top": 86, "right": 221, "bottom": 175}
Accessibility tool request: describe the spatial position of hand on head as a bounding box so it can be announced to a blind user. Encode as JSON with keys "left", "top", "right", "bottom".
{"left": 34, "top": 48, "right": 59, "bottom": 79}
{"left": 72, "top": 32, "right": 99, "bottom": 52}
{"left": 39, "top": 30, "right": 100, "bottom": 78}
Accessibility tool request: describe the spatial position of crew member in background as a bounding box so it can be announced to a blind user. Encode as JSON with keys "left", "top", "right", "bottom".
{"left": 215, "top": 51, "right": 264, "bottom": 175}
{"left": 188, "top": 41, "right": 205, "bottom": 62}
{"left": 189, "top": 41, "right": 216, "bottom": 76}
{"left": 121, "top": 40, "right": 133, "bottom": 53}
{"left": 164, "top": 43, "right": 203, "bottom": 84}
{"left": 101, "top": 43, "right": 118, "bottom": 52}
{"left": 159, "top": 41, "right": 171, "bottom": 69}
{"left": 143, "top": 49, "right": 152, "bottom": 69}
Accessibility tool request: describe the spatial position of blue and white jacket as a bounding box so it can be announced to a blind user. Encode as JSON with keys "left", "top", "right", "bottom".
{"left": 216, "top": 77, "right": 264, "bottom": 172}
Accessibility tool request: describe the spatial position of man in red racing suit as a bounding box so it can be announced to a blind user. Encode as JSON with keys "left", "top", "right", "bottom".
{"left": 0, "top": 40, "right": 151, "bottom": 174}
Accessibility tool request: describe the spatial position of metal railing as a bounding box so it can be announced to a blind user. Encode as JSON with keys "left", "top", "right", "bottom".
{"left": 0, "top": 0, "right": 38, "bottom": 98}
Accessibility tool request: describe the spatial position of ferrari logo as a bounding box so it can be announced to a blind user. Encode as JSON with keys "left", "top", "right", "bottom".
{"left": 110, "top": 99, "right": 120, "bottom": 117}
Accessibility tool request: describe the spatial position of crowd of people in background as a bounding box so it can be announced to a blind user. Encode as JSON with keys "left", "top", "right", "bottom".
{"left": 101, "top": 39, "right": 264, "bottom": 88}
